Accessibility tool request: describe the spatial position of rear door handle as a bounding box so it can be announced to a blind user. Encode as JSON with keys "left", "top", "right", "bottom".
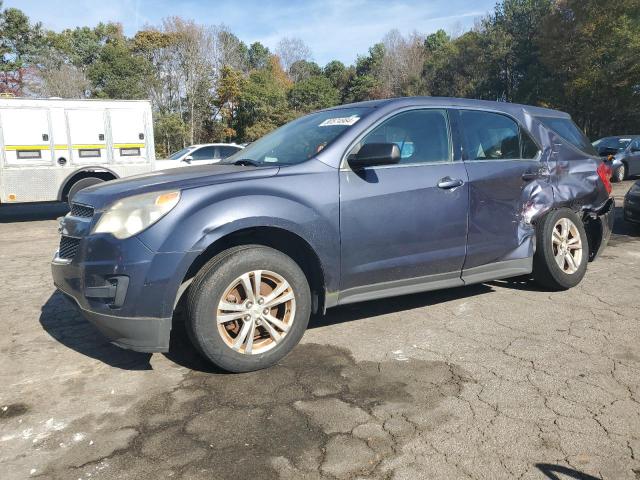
{"left": 522, "top": 170, "right": 539, "bottom": 181}
{"left": 437, "top": 177, "right": 464, "bottom": 189}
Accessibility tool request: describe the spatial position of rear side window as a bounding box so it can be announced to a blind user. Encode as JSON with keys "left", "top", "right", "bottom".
{"left": 191, "top": 146, "right": 216, "bottom": 161}
{"left": 537, "top": 116, "right": 597, "bottom": 156}
{"left": 354, "top": 109, "right": 451, "bottom": 164}
{"left": 459, "top": 110, "right": 539, "bottom": 160}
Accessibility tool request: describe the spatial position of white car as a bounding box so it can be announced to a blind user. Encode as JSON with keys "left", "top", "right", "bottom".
{"left": 155, "top": 143, "right": 244, "bottom": 170}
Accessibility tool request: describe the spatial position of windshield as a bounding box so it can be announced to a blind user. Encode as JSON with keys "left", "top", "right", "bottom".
{"left": 223, "top": 107, "right": 371, "bottom": 166}
{"left": 168, "top": 147, "right": 192, "bottom": 160}
{"left": 536, "top": 116, "right": 598, "bottom": 156}
{"left": 592, "top": 137, "right": 632, "bottom": 151}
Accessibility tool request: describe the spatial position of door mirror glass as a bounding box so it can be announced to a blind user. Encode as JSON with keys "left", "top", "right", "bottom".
{"left": 183, "top": 155, "right": 193, "bottom": 163}
{"left": 349, "top": 143, "right": 401, "bottom": 169}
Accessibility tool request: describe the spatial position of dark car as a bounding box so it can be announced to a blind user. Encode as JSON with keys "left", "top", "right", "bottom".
{"left": 592, "top": 135, "right": 640, "bottom": 182}
{"left": 52, "top": 97, "right": 614, "bottom": 372}
{"left": 624, "top": 180, "right": 640, "bottom": 224}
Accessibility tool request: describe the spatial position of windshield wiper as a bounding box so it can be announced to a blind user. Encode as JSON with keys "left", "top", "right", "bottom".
{"left": 224, "top": 158, "right": 262, "bottom": 167}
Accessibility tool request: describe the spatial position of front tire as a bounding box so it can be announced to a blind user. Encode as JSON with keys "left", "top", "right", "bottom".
{"left": 532, "top": 208, "right": 588, "bottom": 290}
{"left": 186, "top": 245, "right": 311, "bottom": 372}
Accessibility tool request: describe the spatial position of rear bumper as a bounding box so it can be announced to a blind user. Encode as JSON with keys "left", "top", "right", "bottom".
{"left": 586, "top": 198, "right": 615, "bottom": 261}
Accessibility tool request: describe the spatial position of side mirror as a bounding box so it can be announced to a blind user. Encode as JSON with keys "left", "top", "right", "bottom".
{"left": 348, "top": 143, "right": 401, "bottom": 169}
{"left": 183, "top": 155, "right": 193, "bottom": 164}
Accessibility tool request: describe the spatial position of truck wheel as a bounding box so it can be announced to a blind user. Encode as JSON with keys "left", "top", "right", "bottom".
{"left": 67, "top": 177, "right": 105, "bottom": 205}
{"left": 186, "top": 245, "right": 311, "bottom": 372}
{"left": 532, "top": 208, "right": 588, "bottom": 290}
{"left": 612, "top": 164, "right": 626, "bottom": 183}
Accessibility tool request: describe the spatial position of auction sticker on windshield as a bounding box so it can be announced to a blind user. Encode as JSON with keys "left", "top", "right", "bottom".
{"left": 319, "top": 115, "right": 360, "bottom": 127}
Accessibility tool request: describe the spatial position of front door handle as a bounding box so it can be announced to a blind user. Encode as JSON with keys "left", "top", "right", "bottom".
{"left": 437, "top": 177, "right": 464, "bottom": 189}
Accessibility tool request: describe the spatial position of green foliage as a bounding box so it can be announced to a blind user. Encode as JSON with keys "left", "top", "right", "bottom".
{"left": 87, "top": 38, "right": 150, "bottom": 99}
{"left": 248, "top": 42, "right": 270, "bottom": 70}
{"left": 288, "top": 75, "right": 340, "bottom": 112}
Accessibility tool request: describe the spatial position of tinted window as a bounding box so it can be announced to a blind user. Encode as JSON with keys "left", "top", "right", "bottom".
{"left": 459, "top": 111, "right": 520, "bottom": 160}
{"left": 521, "top": 130, "right": 540, "bottom": 159}
{"left": 219, "top": 146, "right": 241, "bottom": 158}
{"left": 631, "top": 139, "right": 640, "bottom": 151}
{"left": 190, "top": 146, "right": 216, "bottom": 161}
{"left": 537, "top": 116, "right": 598, "bottom": 156}
{"left": 353, "top": 109, "right": 450, "bottom": 164}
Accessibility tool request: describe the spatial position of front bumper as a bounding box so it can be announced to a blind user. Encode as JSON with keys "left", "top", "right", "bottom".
{"left": 51, "top": 228, "right": 197, "bottom": 353}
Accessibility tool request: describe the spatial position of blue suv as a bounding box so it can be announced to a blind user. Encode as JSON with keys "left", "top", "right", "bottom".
{"left": 52, "top": 97, "right": 614, "bottom": 372}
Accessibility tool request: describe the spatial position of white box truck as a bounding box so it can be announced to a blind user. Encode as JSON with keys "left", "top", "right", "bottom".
{"left": 0, "top": 97, "right": 155, "bottom": 204}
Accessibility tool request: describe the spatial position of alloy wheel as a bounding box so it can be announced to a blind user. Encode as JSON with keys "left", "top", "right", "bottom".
{"left": 551, "top": 218, "right": 583, "bottom": 274}
{"left": 216, "top": 270, "right": 296, "bottom": 354}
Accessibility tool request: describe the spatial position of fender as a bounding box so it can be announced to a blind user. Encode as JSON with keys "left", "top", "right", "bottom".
{"left": 135, "top": 161, "right": 342, "bottom": 309}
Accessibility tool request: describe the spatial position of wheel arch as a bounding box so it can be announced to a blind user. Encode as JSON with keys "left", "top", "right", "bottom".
{"left": 175, "top": 226, "right": 328, "bottom": 315}
{"left": 58, "top": 167, "right": 120, "bottom": 202}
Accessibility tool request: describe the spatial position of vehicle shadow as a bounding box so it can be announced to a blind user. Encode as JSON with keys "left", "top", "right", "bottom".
{"left": 39, "top": 291, "right": 153, "bottom": 370}
{"left": 612, "top": 205, "right": 639, "bottom": 237}
{"left": 0, "top": 202, "right": 68, "bottom": 223}
{"left": 535, "top": 463, "right": 600, "bottom": 480}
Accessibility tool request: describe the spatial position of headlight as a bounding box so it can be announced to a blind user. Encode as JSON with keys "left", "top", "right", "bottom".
{"left": 92, "top": 190, "right": 180, "bottom": 239}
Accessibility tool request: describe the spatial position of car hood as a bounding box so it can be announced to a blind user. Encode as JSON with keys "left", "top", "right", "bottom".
{"left": 73, "top": 164, "right": 280, "bottom": 210}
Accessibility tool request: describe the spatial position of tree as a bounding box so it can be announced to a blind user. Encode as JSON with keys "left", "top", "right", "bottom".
{"left": 0, "top": 5, "right": 45, "bottom": 94}
{"left": 538, "top": 0, "right": 640, "bottom": 137}
{"left": 248, "top": 41, "right": 270, "bottom": 70}
{"left": 344, "top": 43, "right": 386, "bottom": 102}
{"left": 289, "top": 59, "right": 321, "bottom": 82}
{"left": 87, "top": 37, "right": 150, "bottom": 99}
{"left": 34, "top": 63, "right": 89, "bottom": 98}
{"left": 275, "top": 37, "right": 312, "bottom": 74}
{"left": 288, "top": 75, "right": 340, "bottom": 112}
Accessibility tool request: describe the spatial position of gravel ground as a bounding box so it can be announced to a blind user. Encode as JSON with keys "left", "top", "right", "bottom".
{"left": 1, "top": 180, "right": 639, "bottom": 480}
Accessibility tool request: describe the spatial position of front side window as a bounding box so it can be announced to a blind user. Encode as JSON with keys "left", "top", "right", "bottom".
{"left": 190, "top": 146, "right": 216, "bottom": 161}
{"left": 350, "top": 109, "right": 451, "bottom": 164}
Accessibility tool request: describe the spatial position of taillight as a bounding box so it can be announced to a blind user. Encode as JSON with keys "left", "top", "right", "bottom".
{"left": 597, "top": 162, "right": 612, "bottom": 195}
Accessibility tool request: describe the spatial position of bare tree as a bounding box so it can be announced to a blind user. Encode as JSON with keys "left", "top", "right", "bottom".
{"left": 275, "top": 37, "right": 312, "bottom": 74}
{"left": 379, "top": 30, "right": 426, "bottom": 96}
{"left": 33, "top": 63, "right": 89, "bottom": 98}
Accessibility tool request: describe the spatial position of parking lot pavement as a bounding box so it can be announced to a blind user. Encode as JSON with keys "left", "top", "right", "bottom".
{"left": 1, "top": 181, "right": 639, "bottom": 480}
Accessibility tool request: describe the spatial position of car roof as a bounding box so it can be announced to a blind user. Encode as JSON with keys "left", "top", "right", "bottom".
{"left": 324, "top": 96, "right": 570, "bottom": 119}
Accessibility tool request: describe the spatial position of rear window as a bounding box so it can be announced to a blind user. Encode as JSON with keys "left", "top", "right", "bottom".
{"left": 537, "top": 116, "right": 598, "bottom": 156}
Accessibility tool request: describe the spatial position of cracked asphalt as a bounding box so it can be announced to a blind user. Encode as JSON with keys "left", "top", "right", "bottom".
{"left": 1, "top": 180, "right": 639, "bottom": 480}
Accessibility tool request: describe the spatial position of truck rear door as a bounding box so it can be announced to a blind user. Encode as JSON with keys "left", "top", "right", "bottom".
{"left": 109, "top": 108, "right": 148, "bottom": 164}
{"left": 0, "top": 107, "right": 52, "bottom": 166}
{"left": 66, "top": 109, "right": 109, "bottom": 165}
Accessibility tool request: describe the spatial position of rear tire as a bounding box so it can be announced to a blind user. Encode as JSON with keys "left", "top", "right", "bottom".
{"left": 186, "top": 245, "right": 311, "bottom": 373}
{"left": 67, "top": 177, "right": 105, "bottom": 205}
{"left": 532, "top": 208, "right": 588, "bottom": 290}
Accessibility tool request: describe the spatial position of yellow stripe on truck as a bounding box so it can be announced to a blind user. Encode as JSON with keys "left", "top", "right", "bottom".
{"left": 5, "top": 143, "right": 144, "bottom": 150}
{"left": 114, "top": 143, "right": 145, "bottom": 148}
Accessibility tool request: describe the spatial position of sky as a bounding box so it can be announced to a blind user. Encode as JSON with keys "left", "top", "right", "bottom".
{"left": 7, "top": 0, "right": 496, "bottom": 65}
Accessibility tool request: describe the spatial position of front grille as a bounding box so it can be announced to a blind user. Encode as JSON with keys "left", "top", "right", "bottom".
{"left": 70, "top": 203, "right": 94, "bottom": 218}
{"left": 58, "top": 236, "right": 80, "bottom": 260}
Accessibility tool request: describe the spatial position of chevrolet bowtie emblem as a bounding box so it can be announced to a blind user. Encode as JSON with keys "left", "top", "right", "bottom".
{"left": 57, "top": 217, "right": 68, "bottom": 235}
